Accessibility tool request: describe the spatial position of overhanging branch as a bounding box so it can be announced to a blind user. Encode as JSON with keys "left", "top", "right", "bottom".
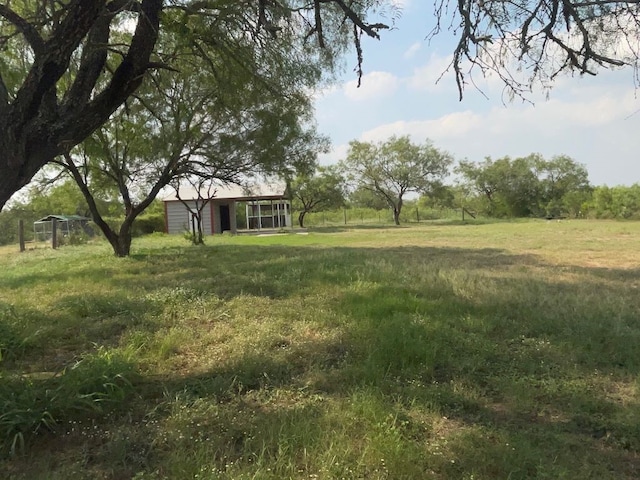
{"left": 0, "top": 5, "right": 45, "bottom": 54}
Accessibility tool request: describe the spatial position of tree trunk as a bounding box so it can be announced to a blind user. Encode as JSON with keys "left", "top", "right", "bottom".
{"left": 111, "top": 230, "right": 133, "bottom": 258}
{"left": 298, "top": 211, "right": 306, "bottom": 228}
{"left": 64, "top": 153, "right": 135, "bottom": 257}
{"left": 97, "top": 218, "right": 135, "bottom": 257}
{"left": 393, "top": 196, "right": 404, "bottom": 225}
{"left": 195, "top": 215, "right": 205, "bottom": 245}
{"left": 0, "top": 0, "right": 162, "bottom": 212}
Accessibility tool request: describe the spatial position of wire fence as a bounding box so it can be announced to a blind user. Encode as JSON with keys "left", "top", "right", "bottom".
{"left": 301, "top": 207, "right": 465, "bottom": 227}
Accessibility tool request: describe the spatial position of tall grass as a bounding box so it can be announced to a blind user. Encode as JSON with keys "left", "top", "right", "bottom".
{"left": 0, "top": 347, "right": 136, "bottom": 455}
{"left": 1, "top": 220, "right": 639, "bottom": 478}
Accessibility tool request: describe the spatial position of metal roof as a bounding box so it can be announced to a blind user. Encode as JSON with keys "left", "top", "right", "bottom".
{"left": 163, "top": 182, "right": 288, "bottom": 202}
{"left": 35, "top": 214, "right": 91, "bottom": 223}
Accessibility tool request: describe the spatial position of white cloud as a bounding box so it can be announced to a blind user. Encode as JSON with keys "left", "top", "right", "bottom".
{"left": 403, "top": 42, "right": 421, "bottom": 59}
{"left": 362, "top": 87, "right": 637, "bottom": 144}
{"left": 390, "top": 0, "right": 410, "bottom": 9}
{"left": 343, "top": 71, "right": 400, "bottom": 101}
{"left": 408, "top": 54, "right": 457, "bottom": 93}
{"left": 352, "top": 84, "right": 640, "bottom": 184}
{"left": 360, "top": 110, "right": 484, "bottom": 143}
{"left": 318, "top": 144, "right": 349, "bottom": 165}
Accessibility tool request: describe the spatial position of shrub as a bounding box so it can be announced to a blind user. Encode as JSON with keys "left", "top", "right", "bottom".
{"left": 132, "top": 214, "right": 165, "bottom": 236}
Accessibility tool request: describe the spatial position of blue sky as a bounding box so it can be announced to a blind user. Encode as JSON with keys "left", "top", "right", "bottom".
{"left": 313, "top": 0, "right": 640, "bottom": 187}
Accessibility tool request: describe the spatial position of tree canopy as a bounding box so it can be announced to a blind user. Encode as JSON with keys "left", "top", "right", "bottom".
{"left": 290, "top": 166, "right": 345, "bottom": 227}
{"left": 457, "top": 154, "right": 591, "bottom": 217}
{"left": 343, "top": 136, "right": 452, "bottom": 225}
{"left": 432, "top": 0, "right": 640, "bottom": 99}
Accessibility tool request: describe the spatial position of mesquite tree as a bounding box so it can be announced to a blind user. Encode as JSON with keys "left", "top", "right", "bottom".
{"left": 343, "top": 136, "right": 452, "bottom": 225}
{"left": 57, "top": 34, "right": 326, "bottom": 257}
{"left": 0, "top": 0, "right": 392, "bottom": 211}
{"left": 0, "top": 1, "right": 162, "bottom": 210}
{"left": 290, "top": 166, "right": 345, "bottom": 227}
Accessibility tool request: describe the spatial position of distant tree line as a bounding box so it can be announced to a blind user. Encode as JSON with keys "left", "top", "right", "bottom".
{"left": 586, "top": 185, "right": 640, "bottom": 220}
{"left": 301, "top": 182, "right": 640, "bottom": 225}
{"left": 455, "top": 155, "right": 640, "bottom": 220}
{"left": 4, "top": 138, "right": 640, "bottom": 247}
{"left": 289, "top": 146, "right": 640, "bottom": 226}
{"left": 456, "top": 154, "right": 591, "bottom": 218}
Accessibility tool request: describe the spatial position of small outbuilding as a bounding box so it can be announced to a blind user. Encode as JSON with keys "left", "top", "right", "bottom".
{"left": 33, "top": 214, "right": 92, "bottom": 242}
{"left": 163, "top": 183, "right": 291, "bottom": 235}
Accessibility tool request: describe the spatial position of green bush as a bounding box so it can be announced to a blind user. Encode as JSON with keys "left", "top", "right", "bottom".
{"left": 132, "top": 214, "right": 165, "bottom": 236}
{"left": 0, "top": 209, "right": 37, "bottom": 246}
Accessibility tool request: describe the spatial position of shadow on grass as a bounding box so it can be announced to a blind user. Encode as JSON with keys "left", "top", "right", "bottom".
{"left": 93, "top": 244, "right": 545, "bottom": 300}
{"left": 10, "top": 317, "right": 637, "bottom": 478}
{"left": 2, "top": 243, "right": 640, "bottom": 478}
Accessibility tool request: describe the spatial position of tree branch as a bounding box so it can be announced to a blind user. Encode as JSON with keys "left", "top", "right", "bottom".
{"left": 61, "top": 9, "right": 112, "bottom": 115}
{"left": 0, "top": 5, "right": 45, "bottom": 54}
{"left": 58, "top": 0, "right": 162, "bottom": 149}
{"left": 331, "top": 0, "right": 387, "bottom": 39}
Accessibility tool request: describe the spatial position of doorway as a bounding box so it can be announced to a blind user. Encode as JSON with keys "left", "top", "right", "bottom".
{"left": 219, "top": 204, "right": 231, "bottom": 232}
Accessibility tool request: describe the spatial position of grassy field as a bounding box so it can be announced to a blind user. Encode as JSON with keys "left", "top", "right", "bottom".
{"left": 1, "top": 220, "right": 639, "bottom": 479}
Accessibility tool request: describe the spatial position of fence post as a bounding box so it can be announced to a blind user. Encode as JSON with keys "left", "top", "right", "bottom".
{"left": 19, "top": 220, "right": 25, "bottom": 252}
{"left": 344, "top": 208, "right": 347, "bottom": 225}
{"left": 51, "top": 218, "right": 58, "bottom": 249}
{"left": 416, "top": 208, "right": 420, "bottom": 223}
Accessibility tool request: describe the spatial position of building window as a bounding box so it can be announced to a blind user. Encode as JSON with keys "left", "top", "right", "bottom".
{"left": 245, "top": 200, "right": 290, "bottom": 230}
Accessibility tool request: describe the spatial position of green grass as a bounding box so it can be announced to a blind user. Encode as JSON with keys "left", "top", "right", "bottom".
{"left": 1, "top": 220, "right": 639, "bottom": 479}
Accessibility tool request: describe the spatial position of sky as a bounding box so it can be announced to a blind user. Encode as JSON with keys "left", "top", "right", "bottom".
{"left": 313, "top": 1, "right": 640, "bottom": 187}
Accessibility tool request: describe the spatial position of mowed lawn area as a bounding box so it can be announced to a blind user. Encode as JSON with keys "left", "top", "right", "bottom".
{"left": 1, "top": 220, "right": 639, "bottom": 479}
